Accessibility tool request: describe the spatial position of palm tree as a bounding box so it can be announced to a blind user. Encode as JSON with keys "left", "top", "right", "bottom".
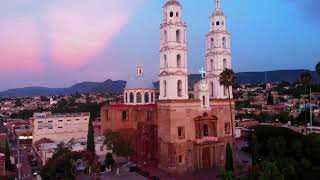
{"left": 299, "top": 72, "right": 312, "bottom": 134}
{"left": 219, "top": 68, "right": 237, "bottom": 138}
{"left": 315, "top": 62, "right": 320, "bottom": 75}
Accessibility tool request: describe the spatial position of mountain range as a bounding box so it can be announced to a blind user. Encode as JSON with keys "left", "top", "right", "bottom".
{"left": 1, "top": 70, "right": 318, "bottom": 97}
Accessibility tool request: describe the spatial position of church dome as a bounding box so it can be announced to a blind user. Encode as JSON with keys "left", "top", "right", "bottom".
{"left": 125, "top": 66, "right": 154, "bottom": 90}
{"left": 213, "top": 10, "right": 224, "bottom": 16}
{"left": 125, "top": 76, "right": 154, "bottom": 90}
{"left": 164, "top": 0, "right": 181, "bottom": 7}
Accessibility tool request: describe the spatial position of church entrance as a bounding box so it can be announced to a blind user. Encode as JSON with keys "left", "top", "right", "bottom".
{"left": 202, "top": 147, "right": 211, "bottom": 168}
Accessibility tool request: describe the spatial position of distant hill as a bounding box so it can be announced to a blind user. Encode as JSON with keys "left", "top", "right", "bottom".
{"left": 0, "top": 80, "right": 126, "bottom": 97}
{"left": 0, "top": 70, "right": 318, "bottom": 97}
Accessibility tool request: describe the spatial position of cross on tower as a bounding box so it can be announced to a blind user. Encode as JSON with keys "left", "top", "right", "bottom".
{"left": 215, "top": 0, "right": 221, "bottom": 10}
{"left": 199, "top": 67, "right": 206, "bottom": 79}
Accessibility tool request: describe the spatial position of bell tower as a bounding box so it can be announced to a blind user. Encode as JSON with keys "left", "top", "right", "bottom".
{"left": 159, "top": 0, "right": 189, "bottom": 100}
{"left": 205, "top": 0, "right": 232, "bottom": 99}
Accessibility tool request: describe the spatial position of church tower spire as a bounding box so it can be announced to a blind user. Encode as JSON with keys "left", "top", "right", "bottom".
{"left": 159, "top": 0, "right": 188, "bottom": 100}
{"left": 205, "top": 0, "right": 232, "bottom": 99}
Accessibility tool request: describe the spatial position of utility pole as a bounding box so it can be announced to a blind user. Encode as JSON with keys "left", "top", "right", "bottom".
{"left": 310, "top": 86, "right": 313, "bottom": 133}
{"left": 17, "top": 136, "right": 21, "bottom": 180}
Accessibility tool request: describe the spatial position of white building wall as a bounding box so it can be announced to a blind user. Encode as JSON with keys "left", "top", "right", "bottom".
{"left": 32, "top": 112, "right": 90, "bottom": 145}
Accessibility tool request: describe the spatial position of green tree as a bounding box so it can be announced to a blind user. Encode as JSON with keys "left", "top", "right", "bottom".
{"left": 252, "top": 135, "right": 261, "bottom": 165}
{"left": 104, "top": 130, "right": 134, "bottom": 157}
{"left": 52, "top": 142, "right": 72, "bottom": 160}
{"left": 87, "top": 118, "right": 95, "bottom": 154}
{"left": 299, "top": 72, "right": 312, "bottom": 134}
{"left": 267, "top": 92, "right": 274, "bottom": 105}
{"left": 5, "top": 140, "right": 12, "bottom": 171}
{"left": 225, "top": 143, "right": 234, "bottom": 171}
{"left": 104, "top": 153, "right": 115, "bottom": 169}
{"left": 219, "top": 68, "right": 237, "bottom": 138}
{"left": 267, "top": 137, "right": 286, "bottom": 161}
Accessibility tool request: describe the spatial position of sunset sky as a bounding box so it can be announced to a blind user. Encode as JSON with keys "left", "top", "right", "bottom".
{"left": 0, "top": 0, "right": 320, "bottom": 90}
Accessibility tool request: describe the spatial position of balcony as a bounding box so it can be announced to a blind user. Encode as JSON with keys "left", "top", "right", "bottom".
{"left": 195, "top": 136, "right": 219, "bottom": 144}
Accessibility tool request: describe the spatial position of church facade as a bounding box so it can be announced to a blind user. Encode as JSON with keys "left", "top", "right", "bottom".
{"left": 100, "top": 0, "right": 235, "bottom": 174}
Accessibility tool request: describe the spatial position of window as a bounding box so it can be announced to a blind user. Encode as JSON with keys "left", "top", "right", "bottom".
{"left": 48, "top": 120, "right": 53, "bottom": 123}
{"left": 225, "top": 123, "right": 231, "bottom": 134}
{"left": 48, "top": 127, "right": 53, "bottom": 129}
{"left": 178, "top": 155, "right": 183, "bottom": 164}
{"left": 176, "top": 29, "right": 181, "bottom": 43}
{"left": 58, "top": 126, "right": 63, "bottom": 129}
{"left": 202, "top": 96, "right": 206, "bottom": 106}
{"left": 100, "top": 146, "right": 103, "bottom": 152}
{"left": 210, "top": 38, "right": 214, "bottom": 48}
{"left": 170, "top": 11, "right": 174, "bottom": 17}
{"left": 210, "top": 59, "right": 214, "bottom": 71}
{"left": 164, "top": 55, "right": 168, "bottom": 68}
{"left": 76, "top": 119, "right": 80, "bottom": 121}
{"left": 122, "top": 110, "right": 128, "bottom": 120}
{"left": 203, "top": 124, "right": 209, "bottom": 137}
{"left": 210, "top": 82, "right": 214, "bottom": 96}
{"left": 164, "top": 81, "right": 167, "bottom": 97}
{"left": 178, "top": 127, "right": 185, "bottom": 139}
{"left": 58, "top": 120, "right": 63, "bottom": 122}
{"left": 222, "top": 37, "right": 226, "bottom": 48}
{"left": 67, "top": 119, "right": 71, "bottom": 122}
{"left": 125, "top": 93, "right": 128, "bottom": 103}
{"left": 177, "top": 54, "right": 182, "bottom": 68}
{"left": 84, "top": 118, "right": 88, "bottom": 121}
{"left": 223, "top": 59, "right": 227, "bottom": 69}
{"left": 105, "top": 110, "right": 109, "bottom": 121}
{"left": 151, "top": 93, "right": 154, "bottom": 103}
{"left": 38, "top": 121, "right": 43, "bottom": 124}
{"left": 130, "top": 92, "right": 134, "bottom": 103}
{"left": 176, "top": 12, "right": 179, "bottom": 17}
{"left": 144, "top": 92, "right": 150, "bottom": 103}
{"left": 136, "top": 92, "right": 142, "bottom": 103}
{"left": 177, "top": 80, "right": 183, "bottom": 97}
{"left": 216, "top": 21, "right": 220, "bottom": 26}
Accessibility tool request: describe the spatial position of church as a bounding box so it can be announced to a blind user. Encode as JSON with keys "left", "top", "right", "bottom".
{"left": 100, "top": 0, "right": 235, "bottom": 174}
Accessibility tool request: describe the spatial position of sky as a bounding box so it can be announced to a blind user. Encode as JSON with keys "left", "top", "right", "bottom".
{"left": 0, "top": 0, "right": 320, "bottom": 91}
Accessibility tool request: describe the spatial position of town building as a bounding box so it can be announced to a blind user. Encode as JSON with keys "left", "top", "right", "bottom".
{"left": 100, "top": 0, "right": 235, "bottom": 174}
{"left": 38, "top": 136, "right": 110, "bottom": 165}
{"left": 32, "top": 112, "right": 90, "bottom": 145}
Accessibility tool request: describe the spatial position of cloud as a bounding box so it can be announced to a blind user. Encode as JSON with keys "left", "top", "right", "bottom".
{"left": 0, "top": 16, "right": 42, "bottom": 72}
{"left": 46, "top": 0, "right": 144, "bottom": 69}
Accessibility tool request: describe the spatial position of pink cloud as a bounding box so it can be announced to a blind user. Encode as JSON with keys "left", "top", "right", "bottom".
{"left": 46, "top": 0, "right": 144, "bottom": 69}
{"left": 0, "top": 17, "right": 42, "bottom": 72}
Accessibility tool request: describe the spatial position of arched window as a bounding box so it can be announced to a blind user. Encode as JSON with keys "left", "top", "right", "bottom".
{"left": 144, "top": 92, "right": 149, "bottom": 103}
{"left": 130, "top": 92, "right": 134, "bottom": 103}
{"left": 222, "top": 37, "right": 226, "bottom": 48}
{"left": 136, "top": 92, "right": 142, "bottom": 103}
{"left": 177, "top": 54, "right": 182, "bottom": 68}
{"left": 176, "top": 12, "right": 179, "bottom": 17}
{"left": 125, "top": 93, "right": 128, "bottom": 103}
{"left": 210, "top": 38, "right": 214, "bottom": 48}
{"left": 210, "top": 59, "right": 214, "bottom": 71}
{"left": 151, "top": 92, "right": 154, "bottom": 103}
{"left": 223, "top": 59, "right": 227, "bottom": 69}
{"left": 203, "top": 124, "right": 209, "bottom": 137}
{"left": 164, "top": 30, "right": 168, "bottom": 42}
{"left": 202, "top": 96, "right": 206, "bottom": 106}
{"left": 210, "top": 82, "right": 214, "bottom": 96}
{"left": 216, "top": 21, "right": 220, "bottom": 26}
{"left": 164, "top": 81, "right": 167, "bottom": 97}
{"left": 177, "top": 80, "right": 183, "bottom": 97}
{"left": 164, "top": 55, "right": 168, "bottom": 68}
{"left": 176, "top": 29, "right": 181, "bottom": 43}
